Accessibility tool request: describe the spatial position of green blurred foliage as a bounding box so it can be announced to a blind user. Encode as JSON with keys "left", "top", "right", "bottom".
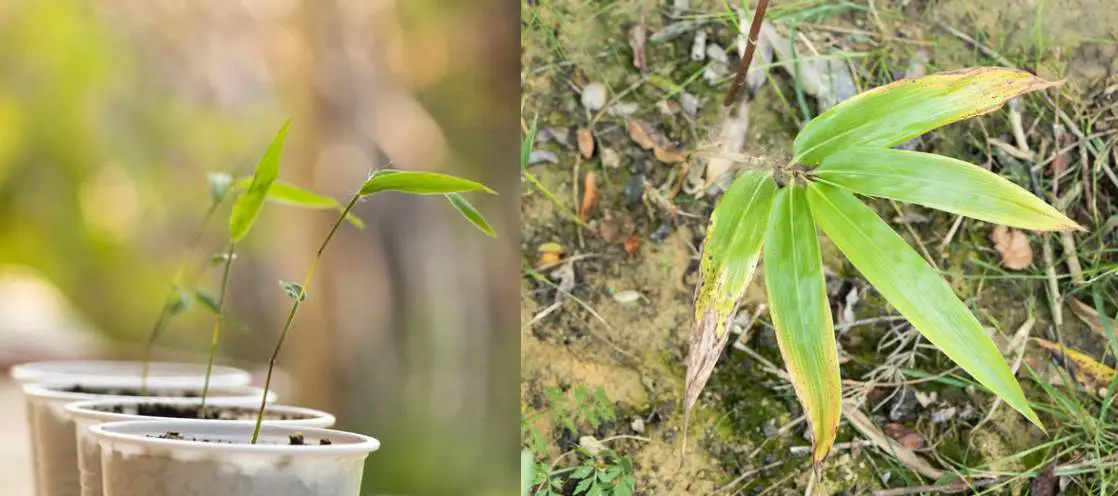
{"left": 0, "top": 0, "right": 276, "bottom": 346}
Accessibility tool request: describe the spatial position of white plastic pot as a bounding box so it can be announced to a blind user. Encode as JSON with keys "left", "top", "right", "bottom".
{"left": 91, "top": 420, "right": 380, "bottom": 496}
{"left": 10, "top": 360, "right": 252, "bottom": 388}
{"left": 66, "top": 399, "right": 335, "bottom": 496}
{"left": 23, "top": 382, "right": 275, "bottom": 496}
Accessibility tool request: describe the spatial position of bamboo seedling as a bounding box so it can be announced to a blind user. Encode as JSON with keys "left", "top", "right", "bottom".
{"left": 138, "top": 122, "right": 368, "bottom": 399}
{"left": 247, "top": 168, "right": 497, "bottom": 443}
{"left": 685, "top": 10, "right": 1078, "bottom": 464}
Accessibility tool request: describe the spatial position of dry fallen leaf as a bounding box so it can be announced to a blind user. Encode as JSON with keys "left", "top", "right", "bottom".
{"left": 623, "top": 233, "right": 641, "bottom": 257}
{"left": 628, "top": 20, "right": 647, "bottom": 71}
{"left": 626, "top": 117, "right": 660, "bottom": 150}
{"left": 883, "top": 423, "right": 925, "bottom": 450}
{"left": 626, "top": 117, "right": 683, "bottom": 163}
{"left": 535, "top": 242, "right": 565, "bottom": 268}
{"left": 1031, "top": 337, "right": 1116, "bottom": 396}
{"left": 1030, "top": 460, "right": 1058, "bottom": 496}
{"left": 653, "top": 146, "right": 685, "bottom": 163}
{"left": 579, "top": 171, "right": 599, "bottom": 220}
{"left": 991, "top": 225, "right": 1033, "bottom": 270}
{"left": 577, "top": 128, "right": 595, "bottom": 159}
{"left": 1068, "top": 297, "right": 1111, "bottom": 337}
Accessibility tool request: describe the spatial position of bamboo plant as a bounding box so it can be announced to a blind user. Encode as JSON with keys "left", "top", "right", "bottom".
{"left": 140, "top": 122, "right": 364, "bottom": 396}
{"left": 242, "top": 147, "right": 497, "bottom": 442}
{"left": 685, "top": 67, "right": 1079, "bottom": 464}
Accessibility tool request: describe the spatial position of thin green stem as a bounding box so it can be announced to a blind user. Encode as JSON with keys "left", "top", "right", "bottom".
{"left": 141, "top": 198, "right": 223, "bottom": 395}
{"left": 251, "top": 191, "right": 361, "bottom": 443}
{"left": 199, "top": 241, "right": 236, "bottom": 416}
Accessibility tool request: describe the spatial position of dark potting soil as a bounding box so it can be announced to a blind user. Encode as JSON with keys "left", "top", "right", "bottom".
{"left": 62, "top": 385, "right": 200, "bottom": 397}
{"left": 93, "top": 403, "right": 312, "bottom": 421}
{"left": 154, "top": 431, "right": 333, "bottom": 445}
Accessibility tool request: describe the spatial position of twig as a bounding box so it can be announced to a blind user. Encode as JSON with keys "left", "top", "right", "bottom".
{"left": 722, "top": 0, "right": 769, "bottom": 108}
{"left": 714, "top": 460, "right": 785, "bottom": 494}
{"left": 834, "top": 315, "right": 906, "bottom": 332}
{"left": 798, "top": 23, "right": 931, "bottom": 46}
{"left": 872, "top": 478, "right": 1000, "bottom": 496}
{"left": 842, "top": 404, "right": 944, "bottom": 480}
{"left": 938, "top": 216, "right": 965, "bottom": 259}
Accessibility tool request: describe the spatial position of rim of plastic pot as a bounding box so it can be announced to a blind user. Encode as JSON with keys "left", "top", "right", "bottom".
{"left": 91, "top": 420, "right": 381, "bottom": 456}
{"left": 65, "top": 398, "right": 335, "bottom": 427}
{"left": 10, "top": 360, "right": 252, "bottom": 388}
{"left": 22, "top": 382, "right": 276, "bottom": 405}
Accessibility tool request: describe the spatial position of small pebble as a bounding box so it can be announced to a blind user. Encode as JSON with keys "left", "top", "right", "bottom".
{"left": 581, "top": 82, "right": 608, "bottom": 111}
{"left": 289, "top": 433, "right": 305, "bottom": 445}
{"left": 631, "top": 417, "right": 645, "bottom": 434}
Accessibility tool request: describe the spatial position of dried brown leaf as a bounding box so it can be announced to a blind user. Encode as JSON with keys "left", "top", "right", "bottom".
{"left": 579, "top": 171, "right": 599, "bottom": 220}
{"left": 626, "top": 117, "right": 660, "bottom": 150}
{"left": 883, "top": 423, "right": 925, "bottom": 450}
{"left": 991, "top": 225, "right": 1033, "bottom": 270}
{"left": 1051, "top": 125, "right": 1070, "bottom": 175}
{"left": 628, "top": 21, "right": 647, "bottom": 71}
{"left": 1068, "top": 297, "right": 1108, "bottom": 336}
{"left": 1030, "top": 460, "right": 1058, "bottom": 496}
{"left": 577, "top": 128, "right": 595, "bottom": 159}
{"left": 623, "top": 233, "right": 641, "bottom": 257}
{"left": 653, "top": 146, "right": 685, "bottom": 163}
{"left": 1031, "top": 337, "right": 1117, "bottom": 396}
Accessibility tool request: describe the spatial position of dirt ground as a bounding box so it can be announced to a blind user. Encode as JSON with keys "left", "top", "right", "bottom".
{"left": 522, "top": 0, "right": 1118, "bottom": 494}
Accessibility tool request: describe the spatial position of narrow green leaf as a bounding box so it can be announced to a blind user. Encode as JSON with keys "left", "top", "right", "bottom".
{"left": 763, "top": 185, "right": 842, "bottom": 463}
{"left": 814, "top": 148, "right": 1083, "bottom": 232}
{"left": 166, "top": 286, "right": 191, "bottom": 316}
{"left": 521, "top": 116, "right": 538, "bottom": 169}
{"left": 693, "top": 171, "right": 776, "bottom": 338}
{"left": 229, "top": 120, "right": 290, "bottom": 241}
{"left": 359, "top": 169, "right": 495, "bottom": 197}
{"left": 806, "top": 182, "right": 1041, "bottom": 428}
{"left": 233, "top": 177, "right": 365, "bottom": 229}
{"left": 195, "top": 289, "right": 220, "bottom": 314}
{"left": 794, "top": 68, "right": 1058, "bottom": 165}
{"left": 446, "top": 193, "right": 497, "bottom": 237}
{"left": 684, "top": 171, "right": 776, "bottom": 432}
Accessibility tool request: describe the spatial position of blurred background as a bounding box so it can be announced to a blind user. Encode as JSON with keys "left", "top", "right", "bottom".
{"left": 0, "top": 0, "right": 519, "bottom": 494}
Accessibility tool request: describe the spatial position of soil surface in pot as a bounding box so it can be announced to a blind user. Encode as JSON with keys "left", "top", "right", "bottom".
{"left": 63, "top": 385, "right": 201, "bottom": 396}
{"left": 156, "top": 431, "right": 333, "bottom": 445}
{"left": 95, "top": 403, "right": 313, "bottom": 421}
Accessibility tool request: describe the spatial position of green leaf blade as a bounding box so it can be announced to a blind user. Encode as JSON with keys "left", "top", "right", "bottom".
{"left": 694, "top": 171, "right": 777, "bottom": 334}
{"left": 814, "top": 148, "right": 1083, "bottom": 232}
{"left": 229, "top": 120, "right": 290, "bottom": 241}
{"left": 806, "top": 181, "right": 1041, "bottom": 428}
{"left": 794, "top": 68, "right": 1058, "bottom": 165}
{"left": 233, "top": 178, "right": 365, "bottom": 229}
{"left": 684, "top": 171, "right": 776, "bottom": 432}
{"left": 763, "top": 185, "right": 841, "bottom": 463}
{"left": 446, "top": 193, "right": 496, "bottom": 237}
{"left": 359, "top": 169, "right": 495, "bottom": 197}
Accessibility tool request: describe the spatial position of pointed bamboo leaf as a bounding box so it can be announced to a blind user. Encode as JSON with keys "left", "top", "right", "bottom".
{"left": 446, "top": 193, "right": 496, "bottom": 237}
{"left": 814, "top": 148, "right": 1083, "bottom": 232}
{"left": 794, "top": 68, "right": 1058, "bottom": 165}
{"left": 233, "top": 177, "right": 365, "bottom": 229}
{"left": 229, "top": 120, "right": 290, "bottom": 241}
{"left": 806, "top": 182, "right": 1041, "bottom": 427}
{"left": 359, "top": 169, "right": 495, "bottom": 197}
{"left": 763, "top": 185, "right": 841, "bottom": 463}
{"left": 684, "top": 171, "right": 776, "bottom": 432}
